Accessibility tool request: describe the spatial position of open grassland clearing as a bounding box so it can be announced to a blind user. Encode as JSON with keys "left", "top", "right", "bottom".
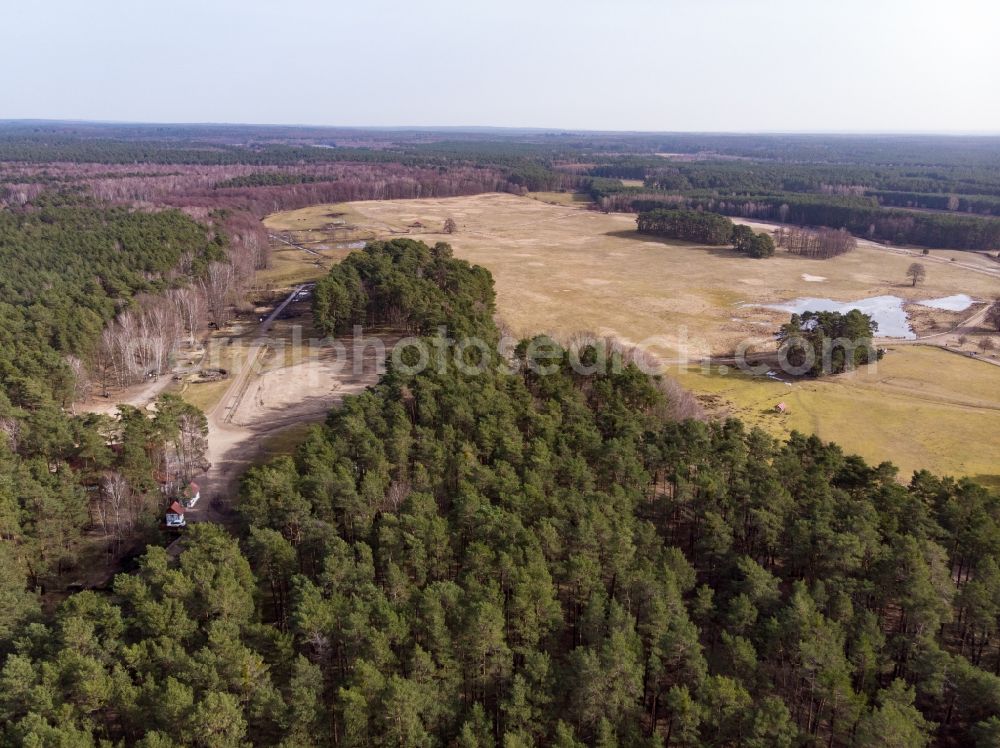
{"left": 313, "top": 193, "right": 998, "bottom": 358}
{"left": 676, "top": 346, "right": 1000, "bottom": 487}
{"left": 266, "top": 193, "right": 1000, "bottom": 483}
{"left": 259, "top": 203, "right": 380, "bottom": 288}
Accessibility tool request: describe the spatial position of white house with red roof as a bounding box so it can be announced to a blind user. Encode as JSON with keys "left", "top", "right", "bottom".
{"left": 165, "top": 501, "right": 187, "bottom": 528}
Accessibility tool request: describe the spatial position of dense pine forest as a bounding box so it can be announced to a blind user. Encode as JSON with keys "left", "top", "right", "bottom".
{"left": 2, "top": 239, "right": 997, "bottom": 746}
{"left": 0, "top": 193, "right": 217, "bottom": 646}
{"left": 0, "top": 194, "right": 223, "bottom": 403}
{"left": 636, "top": 211, "right": 776, "bottom": 257}
{"left": 313, "top": 238, "right": 495, "bottom": 337}
{"left": 636, "top": 210, "right": 735, "bottom": 245}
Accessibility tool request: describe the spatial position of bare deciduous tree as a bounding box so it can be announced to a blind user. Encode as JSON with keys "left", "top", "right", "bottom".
{"left": 138, "top": 296, "right": 178, "bottom": 377}
{"left": 0, "top": 416, "right": 21, "bottom": 454}
{"left": 169, "top": 287, "right": 206, "bottom": 347}
{"left": 96, "top": 471, "right": 144, "bottom": 557}
{"left": 204, "top": 261, "right": 236, "bottom": 328}
{"left": 907, "top": 262, "right": 927, "bottom": 287}
{"left": 64, "top": 355, "right": 92, "bottom": 406}
{"left": 91, "top": 296, "right": 184, "bottom": 396}
{"left": 774, "top": 226, "right": 856, "bottom": 258}
{"left": 172, "top": 411, "right": 210, "bottom": 481}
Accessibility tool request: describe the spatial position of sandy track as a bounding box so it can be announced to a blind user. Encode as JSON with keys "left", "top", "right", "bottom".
{"left": 77, "top": 373, "right": 175, "bottom": 416}
{"left": 167, "top": 281, "right": 393, "bottom": 551}
{"left": 178, "top": 335, "right": 390, "bottom": 534}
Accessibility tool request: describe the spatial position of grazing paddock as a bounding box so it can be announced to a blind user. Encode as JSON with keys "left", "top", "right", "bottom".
{"left": 264, "top": 193, "right": 1000, "bottom": 484}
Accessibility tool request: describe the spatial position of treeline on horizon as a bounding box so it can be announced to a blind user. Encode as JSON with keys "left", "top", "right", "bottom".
{"left": 5, "top": 124, "right": 1000, "bottom": 250}
{"left": 0, "top": 127, "right": 566, "bottom": 193}
{"left": 628, "top": 192, "right": 1000, "bottom": 251}
{"left": 3, "top": 239, "right": 999, "bottom": 745}
{"left": 588, "top": 159, "right": 1000, "bottom": 250}
{"left": 4, "top": 122, "right": 1000, "bottom": 164}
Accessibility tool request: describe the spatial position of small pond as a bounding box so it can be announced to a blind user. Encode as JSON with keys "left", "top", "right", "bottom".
{"left": 757, "top": 294, "right": 977, "bottom": 339}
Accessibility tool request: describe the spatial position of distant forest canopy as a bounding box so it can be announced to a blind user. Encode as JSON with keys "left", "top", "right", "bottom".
{"left": 4, "top": 121, "right": 1000, "bottom": 165}
{"left": 594, "top": 190, "right": 1000, "bottom": 252}
{"left": 631, "top": 193, "right": 1000, "bottom": 250}
{"left": 4, "top": 123, "right": 1000, "bottom": 249}
{"left": 584, "top": 155, "right": 1000, "bottom": 250}
{"left": 601, "top": 161, "right": 1000, "bottom": 199}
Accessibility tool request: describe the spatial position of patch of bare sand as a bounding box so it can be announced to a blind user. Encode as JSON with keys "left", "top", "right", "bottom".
{"left": 183, "top": 332, "right": 399, "bottom": 525}
{"left": 77, "top": 374, "right": 175, "bottom": 416}
{"left": 231, "top": 337, "right": 395, "bottom": 428}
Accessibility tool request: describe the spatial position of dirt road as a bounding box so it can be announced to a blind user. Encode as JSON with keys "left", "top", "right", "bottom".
{"left": 268, "top": 232, "right": 325, "bottom": 258}
{"left": 882, "top": 302, "right": 1000, "bottom": 368}
{"left": 77, "top": 372, "right": 175, "bottom": 416}
{"left": 174, "top": 286, "right": 389, "bottom": 538}
{"left": 174, "top": 285, "right": 309, "bottom": 532}
{"left": 732, "top": 216, "right": 1000, "bottom": 282}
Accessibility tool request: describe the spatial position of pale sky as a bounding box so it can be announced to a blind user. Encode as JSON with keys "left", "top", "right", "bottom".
{"left": 4, "top": 0, "right": 999, "bottom": 132}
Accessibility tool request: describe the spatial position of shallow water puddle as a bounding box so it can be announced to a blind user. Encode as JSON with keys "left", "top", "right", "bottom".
{"left": 914, "top": 294, "right": 974, "bottom": 312}
{"left": 755, "top": 293, "right": 978, "bottom": 339}
{"left": 758, "top": 296, "right": 915, "bottom": 338}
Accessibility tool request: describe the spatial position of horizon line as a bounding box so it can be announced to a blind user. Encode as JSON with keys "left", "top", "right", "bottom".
{"left": 2, "top": 118, "right": 1000, "bottom": 138}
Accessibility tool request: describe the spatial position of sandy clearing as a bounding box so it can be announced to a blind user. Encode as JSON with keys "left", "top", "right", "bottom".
{"left": 230, "top": 333, "right": 396, "bottom": 428}
{"left": 176, "top": 331, "right": 394, "bottom": 535}
{"left": 326, "top": 193, "right": 1000, "bottom": 359}
{"left": 77, "top": 373, "right": 175, "bottom": 416}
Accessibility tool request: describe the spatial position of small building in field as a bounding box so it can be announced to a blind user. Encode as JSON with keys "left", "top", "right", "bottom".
{"left": 182, "top": 482, "right": 201, "bottom": 508}
{"left": 165, "top": 501, "right": 187, "bottom": 528}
